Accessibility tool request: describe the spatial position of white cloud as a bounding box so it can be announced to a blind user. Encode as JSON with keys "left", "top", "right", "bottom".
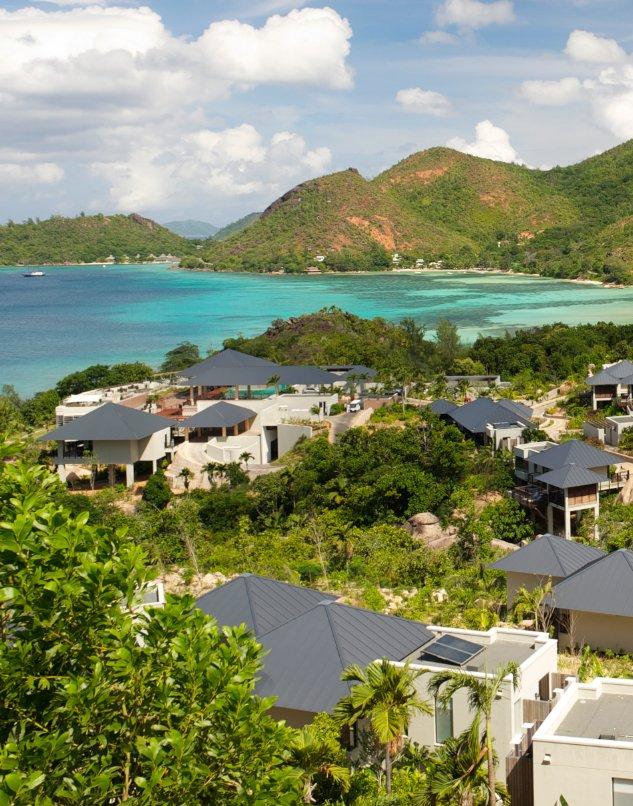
{"left": 92, "top": 124, "right": 332, "bottom": 211}
{"left": 565, "top": 30, "right": 626, "bottom": 64}
{"left": 436, "top": 0, "right": 515, "bottom": 29}
{"left": 0, "top": 5, "right": 351, "bottom": 213}
{"left": 36, "top": 0, "right": 108, "bottom": 5}
{"left": 0, "top": 162, "right": 63, "bottom": 185}
{"left": 197, "top": 7, "right": 353, "bottom": 89}
{"left": 396, "top": 87, "right": 452, "bottom": 116}
{"left": 420, "top": 30, "right": 459, "bottom": 45}
{"left": 447, "top": 120, "right": 524, "bottom": 163}
{"left": 519, "top": 77, "right": 584, "bottom": 105}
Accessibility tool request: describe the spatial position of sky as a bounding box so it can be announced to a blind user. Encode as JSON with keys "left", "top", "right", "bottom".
{"left": 1, "top": 0, "right": 633, "bottom": 226}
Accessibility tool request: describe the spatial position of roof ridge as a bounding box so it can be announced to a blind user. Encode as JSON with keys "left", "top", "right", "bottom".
{"left": 546, "top": 534, "right": 568, "bottom": 577}
{"left": 322, "top": 602, "right": 350, "bottom": 671}
{"left": 243, "top": 576, "right": 260, "bottom": 636}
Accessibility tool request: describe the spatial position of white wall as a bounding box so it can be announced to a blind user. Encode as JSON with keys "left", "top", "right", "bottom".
{"left": 534, "top": 679, "right": 633, "bottom": 806}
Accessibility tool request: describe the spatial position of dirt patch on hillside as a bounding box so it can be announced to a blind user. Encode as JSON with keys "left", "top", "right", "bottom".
{"left": 347, "top": 216, "right": 397, "bottom": 250}
{"left": 479, "top": 191, "right": 510, "bottom": 210}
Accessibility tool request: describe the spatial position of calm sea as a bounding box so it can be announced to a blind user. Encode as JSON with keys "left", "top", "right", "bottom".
{"left": 3, "top": 263, "right": 633, "bottom": 396}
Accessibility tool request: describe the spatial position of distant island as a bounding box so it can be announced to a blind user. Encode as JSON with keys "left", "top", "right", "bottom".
{"left": 3, "top": 140, "right": 633, "bottom": 284}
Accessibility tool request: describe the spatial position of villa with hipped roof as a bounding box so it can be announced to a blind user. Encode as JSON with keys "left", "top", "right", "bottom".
{"left": 429, "top": 396, "right": 533, "bottom": 450}
{"left": 511, "top": 439, "right": 630, "bottom": 539}
{"left": 490, "top": 533, "right": 605, "bottom": 605}
{"left": 587, "top": 359, "right": 633, "bottom": 410}
{"left": 40, "top": 402, "right": 174, "bottom": 487}
{"left": 195, "top": 573, "right": 557, "bottom": 782}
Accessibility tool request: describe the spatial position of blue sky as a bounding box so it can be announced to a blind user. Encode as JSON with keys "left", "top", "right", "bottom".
{"left": 0, "top": 0, "right": 632, "bottom": 225}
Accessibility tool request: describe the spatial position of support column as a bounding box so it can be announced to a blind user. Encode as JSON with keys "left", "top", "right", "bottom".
{"left": 152, "top": 459, "right": 158, "bottom": 473}
{"left": 108, "top": 464, "right": 116, "bottom": 487}
{"left": 233, "top": 424, "right": 238, "bottom": 436}
{"left": 547, "top": 504, "right": 554, "bottom": 535}
{"left": 189, "top": 386, "right": 194, "bottom": 405}
{"left": 125, "top": 464, "right": 135, "bottom": 488}
{"left": 234, "top": 385, "right": 240, "bottom": 401}
{"left": 222, "top": 426, "right": 227, "bottom": 438}
{"left": 594, "top": 503, "right": 600, "bottom": 541}
{"left": 247, "top": 385, "right": 252, "bottom": 399}
{"left": 564, "top": 507, "right": 572, "bottom": 540}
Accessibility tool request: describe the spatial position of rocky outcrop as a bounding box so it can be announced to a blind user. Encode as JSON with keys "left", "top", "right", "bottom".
{"left": 404, "top": 512, "right": 457, "bottom": 550}
{"left": 159, "top": 569, "right": 232, "bottom": 598}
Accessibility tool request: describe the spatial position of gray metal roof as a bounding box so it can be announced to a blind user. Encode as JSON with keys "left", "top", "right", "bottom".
{"left": 40, "top": 402, "right": 174, "bottom": 442}
{"left": 182, "top": 348, "right": 279, "bottom": 386}
{"left": 449, "top": 397, "right": 532, "bottom": 434}
{"left": 587, "top": 360, "right": 633, "bottom": 386}
{"left": 325, "top": 364, "right": 377, "bottom": 380}
{"left": 181, "top": 401, "right": 257, "bottom": 429}
{"left": 535, "top": 464, "right": 608, "bottom": 489}
{"left": 552, "top": 550, "right": 633, "bottom": 617}
{"left": 195, "top": 574, "right": 337, "bottom": 636}
{"left": 428, "top": 399, "right": 458, "bottom": 415}
{"left": 276, "top": 366, "right": 339, "bottom": 385}
{"left": 256, "top": 601, "right": 434, "bottom": 713}
{"left": 532, "top": 440, "right": 617, "bottom": 471}
{"left": 490, "top": 533, "right": 605, "bottom": 578}
{"left": 498, "top": 398, "right": 533, "bottom": 419}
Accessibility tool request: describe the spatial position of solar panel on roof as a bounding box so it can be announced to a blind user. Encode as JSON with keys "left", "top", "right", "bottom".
{"left": 420, "top": 634, "right": 485, "bottom": 666}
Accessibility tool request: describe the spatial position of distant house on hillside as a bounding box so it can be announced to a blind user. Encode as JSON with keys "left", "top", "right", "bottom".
{"left": 429, "top": 396, "right": 533, "bottom": 450}
{"left": 586, "top": 359, "right": 633, "bottom": 409}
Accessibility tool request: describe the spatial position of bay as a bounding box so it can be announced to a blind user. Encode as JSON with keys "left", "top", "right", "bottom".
{"left": 2, "top": 263, "right": 633, "bottom": 395}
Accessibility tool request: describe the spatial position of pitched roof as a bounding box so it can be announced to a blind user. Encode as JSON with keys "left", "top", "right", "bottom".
{"left": 195, "top": 574, "right": 337, "bottom": 636}
{"left": 40, "top": 402, "right": 174, "bottom": 442}
{"left": 490, "top": 533, "right": 605, "bottom": 578}
{"left": 182, "top": 348, "right": 279, "bottom": 386}
{"left": 276, "top": 365, "right": 339, "bottom": 385}
{"left": 181, "top": 401, "right": 257, "bottom": 429}
{"left": 535, "top": 464, "right": 608, "bottom": 489}
{"left": 551, "top": 550, "right": 633, "bottom": 617}
{"left": 428, "top": 399, "right": 458, "bottom": 415}
{"left": 256, "top": 601, "right": 434, "bottom": 713}
{"left": 531, "top": 440, "right": 617, "bottom": 471}
{"left": 325, "top": 364, "right": 377, "bottom": 379}
{"left": 449, "top": 397, "right": 532, "bottom": 434}
{"left": 587, "top": 360, "right": 633, "bottom": 386}
{"left": 498, "top": 398, "right": 533, "bottom": 419}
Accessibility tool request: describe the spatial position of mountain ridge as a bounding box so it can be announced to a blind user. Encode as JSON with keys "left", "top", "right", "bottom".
{"left": 195, "top": 140, "right": 633, "bottom": 283}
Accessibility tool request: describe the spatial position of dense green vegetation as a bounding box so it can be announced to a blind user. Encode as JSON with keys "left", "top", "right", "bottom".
{"left": 212, "top": 212, "right": 262, "bottom": 241}
{"left": 195, "top": 140, "right": 633, "bottom": 283}
{"left": 0, "top": 213, "right": 193, "bottom": 265}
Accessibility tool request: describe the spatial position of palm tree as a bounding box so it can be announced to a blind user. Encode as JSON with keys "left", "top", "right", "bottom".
{"left": 512, "top": 579, "right": 553, "bottom": 633}
{"left": 288, "top": 724, "right": 350, "bottom": 803}
{"left": 178, "top": 466, "right": 193, "bottom": 492}
{"left": 421, "top": 718, "right": 508, "bottom": 806}
{"left": 456, "top": 378, "right": 470, "bottom": 401}
{"left": 334, "top": 659, "right": 432, "bottom": 794}
{"left": 201, "top": 461, "right": 218, "bottom": 488}
{"left": 239, "top": 451, "right": 254, "bottom": 470}
{"left": 429, "top": 662, "right": 520, "bottom": 806}
{"left": 267, "top": 373, "right": 281, "bottom": 396}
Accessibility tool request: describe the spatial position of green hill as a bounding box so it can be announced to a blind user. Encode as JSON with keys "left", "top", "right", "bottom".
{"left": 198, "top": 140, "right": 633, "bottom": 283}
{"left": 163, "top": 219, "right": 218, "bottom": 239}
{"left": 0, "top": 213, "right": 193, "bottom": 265}
{"left": 212, "top": 212, "right": 261, "bottom": 241}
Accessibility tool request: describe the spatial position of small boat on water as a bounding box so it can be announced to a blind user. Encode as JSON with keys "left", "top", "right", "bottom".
{"left": 23, "top": 270, "right": 46, "bottom": 277}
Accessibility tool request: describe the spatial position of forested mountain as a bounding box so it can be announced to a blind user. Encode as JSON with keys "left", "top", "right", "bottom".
{"left": 0, "top": 213, "right": 193, "bottom": 265}
{"left": 163, "top": 219, "right": 218, "bottom": 239}
{"left": 199, "top": 141, "right": 633, "bottom": 283}
{"left": 212, "top": 212, "right": 262, "bottom": 241}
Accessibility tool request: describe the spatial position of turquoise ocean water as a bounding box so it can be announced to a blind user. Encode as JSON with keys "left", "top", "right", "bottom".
{"left": 3, "top": 263, "right": 633, "bottom": 396}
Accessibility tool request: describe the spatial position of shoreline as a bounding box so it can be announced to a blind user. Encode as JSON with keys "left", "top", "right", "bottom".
{"left": 0, "top": 261, "right": 625, "bottom": 289}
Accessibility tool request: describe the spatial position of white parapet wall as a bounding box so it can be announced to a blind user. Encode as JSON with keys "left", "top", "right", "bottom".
{"left": 533, "top": 677, "right": 633, "bottom": 805}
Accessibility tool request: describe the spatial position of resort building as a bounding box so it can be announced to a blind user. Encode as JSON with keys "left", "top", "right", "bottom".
{"left": 445, "top": 373, "right": 504, "bottom": 390}
{"left": 587, "top": 360, "right": 633, "bottom": 410}
{"left": 40, "top": 402, "right": 174, "bottom": 487}
{"left": 54, "top": 379, "right": 171, "bottom": 426}
{"left": 196, "top": 574, "right": 558, "bottom": 782}
{"left": 511, "top": 439, "right": 630, "bottom": 539}
{"left": 584, "top": 413, "right": 633, "bottom": 448}
{"left": 490, "top": 533, "right": 605, "bottom": 605}
{"left": 549, "top": 549, "right": 633, "bottom": 654}
{"left": 430, "top": 396, "right": 533, "bottom": 449}
{"left": 533, "top": 677, "right": 633, "bottom": 806}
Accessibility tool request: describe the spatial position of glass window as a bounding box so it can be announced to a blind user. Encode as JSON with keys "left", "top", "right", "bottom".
{"left": 435, "top": 697, "right": 453, "bottom": 744}
{"left": 614, "top": 778, "right": 633, "bottom": 806}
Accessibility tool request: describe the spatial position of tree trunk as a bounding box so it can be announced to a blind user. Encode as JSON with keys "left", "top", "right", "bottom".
{"left": 486, "top": 716, "right": 496, "bottom": 806}
{"left": 385, "top": 742, "right": 392, "bottom": 794}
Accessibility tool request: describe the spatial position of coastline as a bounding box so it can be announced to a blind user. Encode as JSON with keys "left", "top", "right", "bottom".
{"left": 0, "top": 260, "right": 624, "bottom": 289}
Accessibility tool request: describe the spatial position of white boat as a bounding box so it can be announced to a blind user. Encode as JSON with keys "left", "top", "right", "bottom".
{"left": 22, "top": 270, "right": 45, "bottom": 277}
